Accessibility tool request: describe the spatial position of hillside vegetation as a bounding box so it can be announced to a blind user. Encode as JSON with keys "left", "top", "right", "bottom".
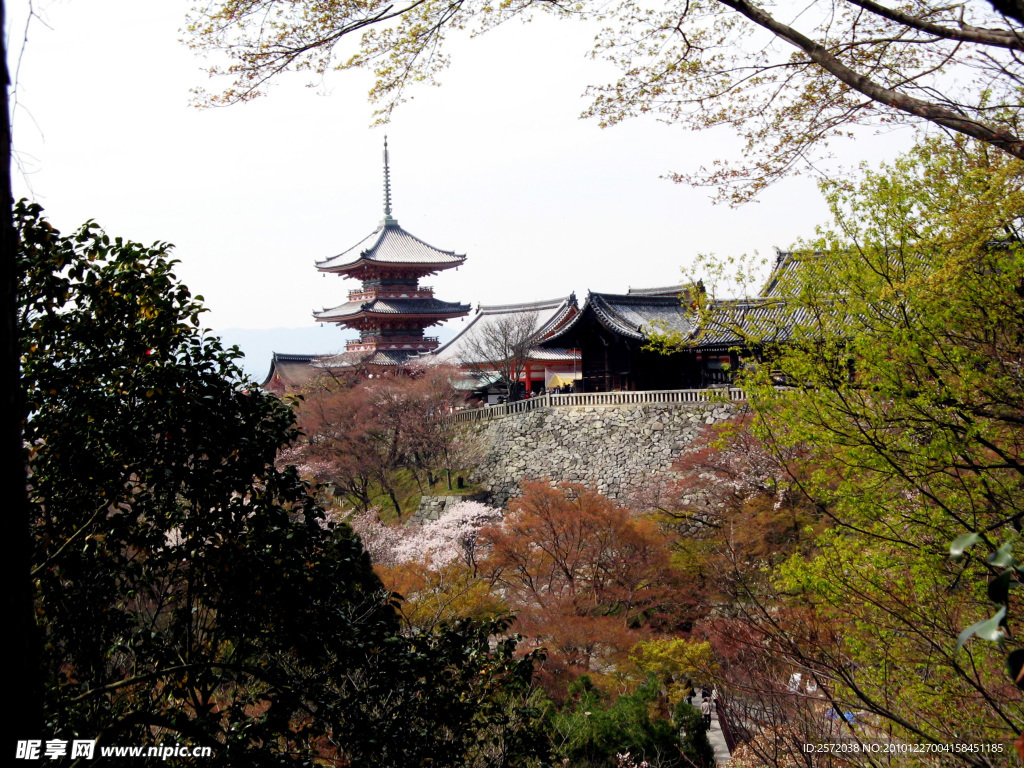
{"left": 19, "top": 134, "right": 1024, "bottom": 765}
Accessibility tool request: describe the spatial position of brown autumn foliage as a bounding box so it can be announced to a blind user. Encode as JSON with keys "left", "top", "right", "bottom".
{"left": 633, "top": 417, "right": 823, "bottom": 605}
{"left": 479, "top": 482, "right": 700, "bottom": 699}
{"left": 378, "top": 559, "right": 509, "bottom": 631}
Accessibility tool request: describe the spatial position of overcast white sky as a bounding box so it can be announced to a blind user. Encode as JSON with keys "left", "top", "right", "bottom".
{"left": 9, "top": 0, "right": 915, "bottom": 337}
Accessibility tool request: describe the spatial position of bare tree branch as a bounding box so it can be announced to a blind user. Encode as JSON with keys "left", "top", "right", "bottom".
{"left": 718, "top": 0, "right": 1024, "bottom": 159}
{"left": 458, "top": 311, "right": 541, "bottom": 401}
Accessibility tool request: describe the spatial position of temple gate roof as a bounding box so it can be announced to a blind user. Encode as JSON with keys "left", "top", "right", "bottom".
{"left": 542, "top": 291, "right": 697, "bottom": 345}
{"left": 432, "top": 295, "right": 579, "bottom": 365}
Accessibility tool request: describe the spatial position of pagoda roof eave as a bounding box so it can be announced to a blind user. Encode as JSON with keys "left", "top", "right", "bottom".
{"left": 315, "top": 221, "right": 467, "bottom": 272}
{"left": 316, "top": 256, "right": 465, "bottom": 275}
{"left": 315, "top": 311, "right": 470, "bottom": 324}
{"left": 313, "top": 297, "right": 472, "bottom": 323}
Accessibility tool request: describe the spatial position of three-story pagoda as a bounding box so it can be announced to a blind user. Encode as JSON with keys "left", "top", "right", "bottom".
{"left": 314, "top": 139, "right": 470, "bottom": 365}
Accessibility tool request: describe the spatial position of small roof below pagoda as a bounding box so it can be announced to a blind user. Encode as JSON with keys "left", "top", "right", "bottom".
{"left": 260, "top": 352, "right": 324, "bottom": 393}
{"left": 317, "top": 349, "right": 420, "bottom": 368}
{"left": 259, "top": 348, "right": 420, "bottom": 391}
{"left": 314, "top": 296, "right": 471, "bottom": 323}
{"left": 315, "top": 220, "right": 466, "bottom": 274}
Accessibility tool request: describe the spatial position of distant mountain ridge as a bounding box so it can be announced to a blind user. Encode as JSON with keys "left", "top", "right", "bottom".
{"left": 215, "top": 325, "right": 457, "bottom": 380}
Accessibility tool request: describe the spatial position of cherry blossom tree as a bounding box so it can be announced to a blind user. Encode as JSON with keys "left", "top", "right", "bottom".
{"left": 351, "top": 499, "right": 503, "bottom": 569}
{"left": 394, "top": 500, "right": 504, "bottom": 569}
{"left": 350, "top": 500, "right": 508, "bottom": 629}
{"left": 283, "top": 364, "right": 470, "bottom": 514}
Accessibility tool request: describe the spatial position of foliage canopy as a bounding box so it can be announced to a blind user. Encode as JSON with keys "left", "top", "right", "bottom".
{"left": 188, "top": 0, "right": 1024, "bottom": 200}
{"left": 20, "top": 202, "right": 547, "bottom": 765}
{"left": 548, "top": 676, "right": 704, "bottom": 768}
{"left": 703, "top": 138, "right": 1024, "bottom": 760}
{"left": 281, "top": 364, "right": 473, "bottom": 514}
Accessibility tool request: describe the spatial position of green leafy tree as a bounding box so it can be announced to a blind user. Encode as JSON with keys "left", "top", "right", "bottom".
{"left": 19, "top": 202, "right": 548, "bottom": 766}
{"left": 672, "top": 701, "right": 715, "bottom": 768}
{"left": 701, "top": 138, "right": 1024, "bottom": 761}
{"left": 549, "top": 676, "right": 709, "bottom": 768}
{"left": 187, "top": 0, "right": 1024, "bottom": 200}
{"left": 630, "top": 638, "right": 716, "bottom": 705}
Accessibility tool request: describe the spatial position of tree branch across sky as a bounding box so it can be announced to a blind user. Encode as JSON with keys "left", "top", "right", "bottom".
{"left": 188, "top": 0, "right": 1024, "bottom": 201}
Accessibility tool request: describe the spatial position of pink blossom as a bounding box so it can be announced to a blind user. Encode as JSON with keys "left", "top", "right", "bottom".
{"left": 394, "top": 501, "right": 503, "bottom": 566}
{"left": 350, "top": 501, "right": 503, "bottom": 568}
{"left": 349, "top": 509, "right": 406, "bottom": 567}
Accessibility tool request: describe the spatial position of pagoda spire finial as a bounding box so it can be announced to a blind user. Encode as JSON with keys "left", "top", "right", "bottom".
{"left": 382, "top": 135, "right": 396, "bottom": 225}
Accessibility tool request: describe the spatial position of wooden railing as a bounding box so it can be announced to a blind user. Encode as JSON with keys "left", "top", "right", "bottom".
{"left": 716, "top": 698, "right": 738, "bottom": 755}
{"left": 449, "top": 387, "right": 746, "bottom": 424}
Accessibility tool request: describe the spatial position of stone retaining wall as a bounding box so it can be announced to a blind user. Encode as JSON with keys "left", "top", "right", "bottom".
{"left": 467, "top": 401, "right": 741, "bottom": 507}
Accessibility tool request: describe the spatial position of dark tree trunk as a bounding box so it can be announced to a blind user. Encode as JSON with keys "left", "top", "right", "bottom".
{"left": 1, "top": 0, "right": 44, "bottom": 747}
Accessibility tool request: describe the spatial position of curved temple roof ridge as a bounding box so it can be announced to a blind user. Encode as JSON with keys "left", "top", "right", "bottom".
{"left": 314, "top": 222, "right": 467, "bottom": 272}
{"left": 541, "top": 290, "right": 699, "bottom": 346}
{"left": 625, "top": 283, "right": 694, "bottom": 297}
{"left": 473, "top": 294, "right": 578, "bottom": 314}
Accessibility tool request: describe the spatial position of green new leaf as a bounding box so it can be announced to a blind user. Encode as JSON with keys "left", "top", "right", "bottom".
{"left": 987, "top": 539, "right": 1018, "bottom": 568}
{"left": 950, "top": 532, "right": 982, "bottom": 560}
{"left": 956, "top": 606, "right": 1007, "bottom": 653}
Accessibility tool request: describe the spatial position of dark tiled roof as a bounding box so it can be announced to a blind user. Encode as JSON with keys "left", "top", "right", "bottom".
{"left": 684, "top": 251, "right": 828, "bottom": 349}
{"left": 693, "top": 299, "right": 791, "bottom": 348}
{"left": 314, "top": 297, "right": 471, "bottom": 322}
{"left": 760, "top": 250, "right": 822, "bottom": 298}
{"left": 316, "top": 221, "right": 466, "bottom": 272}
{"left": 545, "top": 292, "right": 696, "bottom": 344}
{"left": 528, "top": 347, "right": 580, "bottom": 362}
{"left": 693, "top": 298, "right": 841, "bottom": 349}
{"left": 260, "top": 346, "right": 425, "bottom": 389}
{"left": 593, "top": 294, "right": 696, "bottom": 339}
{"left": 260, "top": 352, "right": 324, "bottom": 390}
{"left": 472, "top": 296, "right": 578, "bottom": 314}
{"left": 271, "top": 353, "right": 319, "bottom": 364}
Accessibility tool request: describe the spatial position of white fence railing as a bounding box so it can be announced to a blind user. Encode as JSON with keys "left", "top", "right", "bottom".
{"left": 449, "top": 387, "right": 746, "bottom": 424}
